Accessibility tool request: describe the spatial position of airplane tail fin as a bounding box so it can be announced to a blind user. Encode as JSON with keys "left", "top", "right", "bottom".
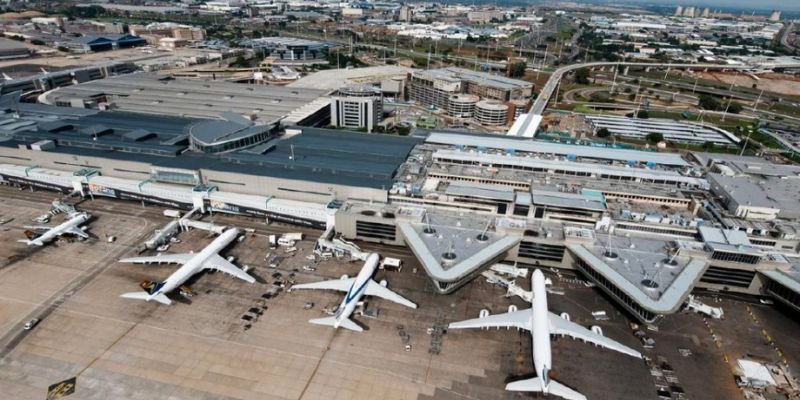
{"left": 139, "top": 280, "right": 166, "bottom": 295}
{"left": 120, "top": 291, "right": 172, "bottom": 305}
{"left": 309, "top": 316, "right": 363, "bottom": 332}
{"left": 506, "top": 378, "right": 586, "bottom": 400}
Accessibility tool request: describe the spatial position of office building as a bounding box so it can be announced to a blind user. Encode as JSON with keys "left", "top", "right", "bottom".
{"left": 330, "top": 85, "right": 383, "bottom": 133}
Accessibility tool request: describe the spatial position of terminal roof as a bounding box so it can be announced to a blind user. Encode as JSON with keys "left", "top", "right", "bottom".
{"left": 2, "top": 105, "right": 421, "bottom": 189}
{"left": 424, "top": 131, "right": 690, "bottom": 167}
{"left": 530, "top": 189, "right": 607, "bottom": 211}
{"left": 570, "top": 234, "right": 706, "bottom": 314}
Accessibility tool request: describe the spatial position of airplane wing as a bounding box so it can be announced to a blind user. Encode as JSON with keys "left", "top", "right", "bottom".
{"left": 65, "top": 227, "right": 89, "bottom": 239}
{"left": 547, "top": 312, "right": 641, "bottom": 358}
{"left": 449, "top": 308, "right": 532, "bottom": 331}
{"left": 118, "top": 253, "right": 194, "bottom": 265}
{"left": 364, "top": 280, "right": 417, "bottom": 309}
{"left": 23, "top": 225, "right": 52, "bottom": 231}
{"left": 291, "top": 277, "right": 355, "bottom": 292}
{"left": 203, "top": 254, "right": 255, "bottom": 283}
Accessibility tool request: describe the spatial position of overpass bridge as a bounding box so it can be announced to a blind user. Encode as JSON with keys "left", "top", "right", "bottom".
{"left": 507, "top": 61, "right": 774, "bottom": 138}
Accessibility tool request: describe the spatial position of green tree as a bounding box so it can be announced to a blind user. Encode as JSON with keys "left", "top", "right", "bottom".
{"left": 596, "top": 127, "right": 611, "bottom": 138}
{"left": 698, "top": 94, "right": 721, "bottom": 111}
{"left": 574, "top": 68, "right": 590, "bottom": 84}
{"left": 229, "top": 55, "right": 249, "bottom": 68}
{"left": 728, "top": 101, "right": 743, "bottom": 114}
{"left": 30, "top": 39, "right": 45, "bottom": 46}
{"left": 636, "top": 110, "right": 649, "bottom": 119}
{"left": 509, "top": 61, "right": 526, "bottom": 78}
{"left": 646, "top": 132, "right": 663, "bottom": 143}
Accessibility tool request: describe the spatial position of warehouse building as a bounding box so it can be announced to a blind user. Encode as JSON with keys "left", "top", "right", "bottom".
{"left": 57, "top": 34, "right": 147, "bottom": 53}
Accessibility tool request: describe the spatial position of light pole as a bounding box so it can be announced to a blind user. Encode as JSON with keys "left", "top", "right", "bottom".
{"left": 751, "top": 88, "right": 764, "bottom": 113}
{"left": 740, "top": 127, "right": 752, "bottom": 156}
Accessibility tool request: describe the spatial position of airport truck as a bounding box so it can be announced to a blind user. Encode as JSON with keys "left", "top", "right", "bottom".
{"left": 163, "top": 209, "right": 181, "bottom": 218}
{"left": 380, "top": 257, "right": 403, "bottom": 271}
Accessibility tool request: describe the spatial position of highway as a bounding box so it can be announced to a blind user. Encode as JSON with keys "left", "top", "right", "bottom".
{"left": 512, "top": 61, "right": 777, "bottom": 138}
{"left": 760, "top": 128, "right": 800, "bottom": 155}
{"left": 779, "top": 22, "right": 797, "bottom": 54}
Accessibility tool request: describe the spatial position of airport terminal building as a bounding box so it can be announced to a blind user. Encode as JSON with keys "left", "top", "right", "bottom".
{"left": 1, "top": 92, "right": 800, "bottom": 325}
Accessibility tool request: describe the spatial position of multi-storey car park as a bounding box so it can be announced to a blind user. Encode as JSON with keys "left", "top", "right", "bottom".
{"left": 408, "top": 67, "right": 533, "bottom": 122}
{"left": 39, "top": 73, "right": 332, "bottom": 126}
{"left": 585, "top": 115, "right": 741, "bottom": 146}
{"left": 1, "top": 94, "right": 800, "bottom": 326}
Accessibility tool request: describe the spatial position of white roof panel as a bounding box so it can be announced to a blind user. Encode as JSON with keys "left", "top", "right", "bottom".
{"left": 426, "top": 132, "right": 689, "bottom": 166}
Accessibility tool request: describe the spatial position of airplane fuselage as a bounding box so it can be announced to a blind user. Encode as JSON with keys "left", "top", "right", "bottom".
{"left": 333, "top": 253, "right": 380, "bottom": 328}
{"left": 531, "top": 269, "right": 552, "bottom": 393}
{"left": 151, "top": 228, "right": 240, "bottom": 299}
{"left": 30, "top": 213, "right": 90, "bottom": 245}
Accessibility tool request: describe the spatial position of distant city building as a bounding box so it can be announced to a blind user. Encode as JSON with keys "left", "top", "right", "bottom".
{"left": 467, "top": 10, "right": 504, "bottom": 23}
{"left": 158, "top": 37, "right": 188, "bottom": 50}
{"left": 674, "top": 6, "right": 683, "bottom": 16}
{"left": 330, "top": 85, "right": 383, "bottom": 133}
{"left": 243, "top": 37, "right": 329, "bottom": 66}
{"left": 341, "top": 8, "right": 364, "bottom": 17}
{"left": 769, "top": 10, "right": 781, "bottom": 22}
{"left": 399, "top": 5, "right": 411, "bottom": 22}
{"left": 200, "top": 1, "right": 241, "bottom": 13}
{"left": 130, "top": 23, "right": 205, "bottom": 42}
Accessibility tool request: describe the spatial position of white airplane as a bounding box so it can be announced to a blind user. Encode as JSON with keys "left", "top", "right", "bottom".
{"left": 290, "top": 253, "right": 416, "bottom": 332}
{"left": 2, "top": 73, "right": 12, "bottom": 81}
{"left": 19, "top": 212, "right": 91, "bottom": 246}
{"left": 118, "top": 228, "right": 254, "bottom": 305}
{"left": 449, "top": 269, "right": 641, "bottom": 400}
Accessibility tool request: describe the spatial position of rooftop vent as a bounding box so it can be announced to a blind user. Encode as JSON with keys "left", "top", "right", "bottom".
{"left": 641, "top": 279, "right": 659, "bottom": 290}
